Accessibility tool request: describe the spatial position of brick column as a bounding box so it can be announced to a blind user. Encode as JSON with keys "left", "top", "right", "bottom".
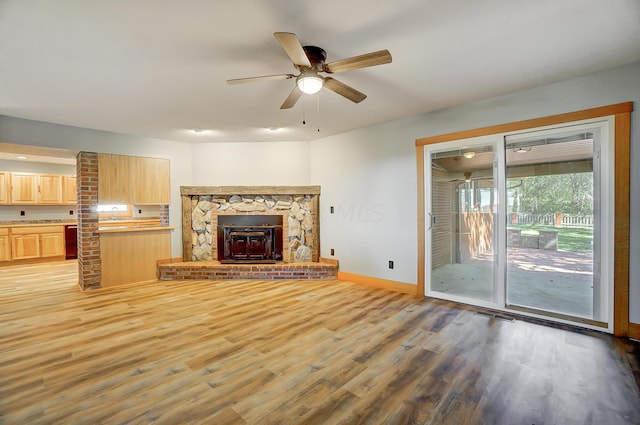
{"left": 76, "top": 152, "right": 101, "bottom": 290}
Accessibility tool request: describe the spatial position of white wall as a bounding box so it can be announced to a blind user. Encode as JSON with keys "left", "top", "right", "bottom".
{"left": 310, "top": 123, "right": 418, "bottom": 284}
{"left": 310, "top": 61, "right": 640, "bottom": 323}
{"left": 0, "top": 118, "right": 193, "bottom": 257}
{"left": 191, "top": 141, "right": 311, "bottom": 186}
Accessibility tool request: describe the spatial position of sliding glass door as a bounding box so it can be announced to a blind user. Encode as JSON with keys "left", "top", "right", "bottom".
{"left": 504, "top": 126, "right": 604, "bottom": 323}
{"left": 424, "top": 120, "right": 612, "bottom": 329}
{"left": 426, "top": 140, "right": 502, "bottom": 308}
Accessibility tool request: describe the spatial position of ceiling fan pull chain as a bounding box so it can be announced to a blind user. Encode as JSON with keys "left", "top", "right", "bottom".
{"left": 317, "top": 94, "right": 320, "bottom": 132}
{"left": 302, "top": 97, "right": 306, "bottom": 125}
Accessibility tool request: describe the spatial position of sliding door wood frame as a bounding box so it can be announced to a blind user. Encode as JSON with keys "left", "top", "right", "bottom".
{"left": 416, "top": 102, "right": 633, "bottom": 336}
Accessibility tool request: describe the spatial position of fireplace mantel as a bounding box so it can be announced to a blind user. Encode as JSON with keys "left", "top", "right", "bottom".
{"left": 180, "top": 186, "right": 320, "bottom": 263}
{"left": 181, "top": 186, "right": 320, "bottom": 196}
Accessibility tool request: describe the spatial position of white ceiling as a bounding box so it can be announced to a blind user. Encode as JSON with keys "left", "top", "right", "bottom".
{"left": 1, "top": 0, "right": 639, "bottom": 144}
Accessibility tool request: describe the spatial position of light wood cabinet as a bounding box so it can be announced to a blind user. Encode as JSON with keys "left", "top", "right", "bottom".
{"left": 11, "top": 172, "right": 38, "bottom": 204}
{"left": 0, "top": 172, "right": 10, "bottom": 205}
{"left": 98, "top": 154, "right": 133, "bottom": 203}
{"left": 38, "top": 174, "right": 63, "bottom": 204}
{"left": 11, "top": 234, "right": 40, "bottom": 260}
{"left": 98, "top": 153, "right": 170, "bottom": 205}
{"left": 41, "top": 232, "right": 65, "bottom": 257}
{"left": 62, "top": 175, "right": 77, "bottom": 204}
{"left": 133, "top": 157, "right": 171, "bottom": 204}
{"left": 0, "top": 229, "right": 10, "bottom": 262}
{"left": 9, "top": 226, "right": 65, "bottom": 261}
{"left": 0, "top": 172, "right": 77, "bottom": 205}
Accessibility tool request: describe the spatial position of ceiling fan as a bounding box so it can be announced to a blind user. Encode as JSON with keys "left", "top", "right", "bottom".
{"left": 227, "top": 32, "right": 392, "bottom": 109}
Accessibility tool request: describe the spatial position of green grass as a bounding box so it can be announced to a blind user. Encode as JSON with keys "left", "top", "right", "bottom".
{"left": 509, "top": 224, "right": 593, "bottom": 252}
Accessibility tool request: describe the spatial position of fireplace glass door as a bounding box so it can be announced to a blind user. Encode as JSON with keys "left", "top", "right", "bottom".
{"left": 225, "top": 227, "right": 275, "bottom": 261}
{"left": 217, "top": 215, "right": 283, "bottom": 263}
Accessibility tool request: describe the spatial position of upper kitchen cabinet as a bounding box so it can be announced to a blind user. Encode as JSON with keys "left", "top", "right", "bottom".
{"left": 10, "top": 172, "right": 38, "bottom": 204}
{"left": 38, "top": 174, "right": 63, "bottom": 204}
{"left": 133, "top": 157, "right": 170, "bottom": 204}
{"left": 62, "top": 175, "right": 77, "bottom": 205}
{"left": 0, "top": 172, "right": 10, "bottom": 205}
{"left": 2, "top": 172, "right": 75, "bottom": 205}
{"left": 98, "top": 153, "right": 133, "bottom": 203}
{"left": 98, "top": 153, "right": 170, "bottom": 205}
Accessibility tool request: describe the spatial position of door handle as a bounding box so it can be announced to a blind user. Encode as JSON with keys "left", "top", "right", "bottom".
{"left": 427, "top": 212, "right": 434, "bottom": 230}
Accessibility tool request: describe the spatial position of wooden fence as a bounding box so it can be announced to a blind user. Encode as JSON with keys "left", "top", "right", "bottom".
{"left": 511, "top": 213, "right": 593, "bottom": 228}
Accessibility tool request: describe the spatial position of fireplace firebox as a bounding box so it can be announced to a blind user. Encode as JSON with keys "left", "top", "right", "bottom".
{"left": 217, "top": 215, "right": 283, "bottom": 263}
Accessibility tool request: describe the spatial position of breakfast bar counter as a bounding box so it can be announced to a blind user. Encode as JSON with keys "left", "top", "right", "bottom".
{"left": 99, "top": 226, "right": 174, "bottom": 287}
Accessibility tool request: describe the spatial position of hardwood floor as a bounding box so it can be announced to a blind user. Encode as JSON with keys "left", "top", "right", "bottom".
{"left": 1, "top": 261, "right": 639, "bottom": 424}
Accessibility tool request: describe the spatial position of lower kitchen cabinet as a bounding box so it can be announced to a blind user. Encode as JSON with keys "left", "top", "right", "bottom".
{"left": 8, "top": 226, "right": 65, "bottom": 261}
{"left": 41, "top": 232, "right": 65, "bottom": 257}
{"left": 11, "top": 233, "right": 40, "bottom": 260}
{"left": 0, "top": 229, "right": 10, "bottom": 262}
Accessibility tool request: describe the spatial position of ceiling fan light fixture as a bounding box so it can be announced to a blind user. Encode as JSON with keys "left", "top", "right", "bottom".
{"left": 513, "top": 146, "right": 532, "bottom": 153}
{"left": 296, "top": 71, "right": 324, "bottom": 94}
{"left": 463, "top": 151, "right": 476, "bottom": 159}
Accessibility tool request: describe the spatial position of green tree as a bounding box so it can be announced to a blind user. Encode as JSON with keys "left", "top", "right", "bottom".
{"left": 510, "top": 172, "right": 593, "bottom": 215}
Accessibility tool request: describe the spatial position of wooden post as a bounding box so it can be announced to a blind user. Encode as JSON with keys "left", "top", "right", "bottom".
{"left": 182, "top": 195, "right": 193, "bottom": 262}
{"left": 311, "top": 194, "right": 320, "bottom": 262}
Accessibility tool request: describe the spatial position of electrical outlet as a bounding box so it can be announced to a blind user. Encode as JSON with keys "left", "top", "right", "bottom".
{"left": 20, "top": 210, "right": 25, "bottom": 216}
{"left": 138, "top": 209, "right": 142, "bottom": 214}
{"left": 330, "top": 206, "right": 334, "bottom": 214}
{"left": 69, "top": 210, "right": 74, "bottom": 215}
{"left": 330, "top": 248, "right": 335, "bottom": 256}
{"left": 388, "top": 260, "right": 394, "bottom": 269}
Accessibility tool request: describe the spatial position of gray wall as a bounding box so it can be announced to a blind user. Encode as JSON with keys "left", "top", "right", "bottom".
{"left": 0, "top": 159, "right": 75, "bottom": 174}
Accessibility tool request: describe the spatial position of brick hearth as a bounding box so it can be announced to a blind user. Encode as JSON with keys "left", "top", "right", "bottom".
{"left": 158, "top": 260, "right": 338, "bottom": 280}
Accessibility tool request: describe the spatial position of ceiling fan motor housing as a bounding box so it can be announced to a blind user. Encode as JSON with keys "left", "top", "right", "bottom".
{"left": 302, "top": 46, "right": 327, "bottom": 72}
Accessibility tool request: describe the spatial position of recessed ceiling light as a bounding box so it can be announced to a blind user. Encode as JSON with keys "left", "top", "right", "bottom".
{"left": 186, "top": 128, "right": 218, "bottom": 137}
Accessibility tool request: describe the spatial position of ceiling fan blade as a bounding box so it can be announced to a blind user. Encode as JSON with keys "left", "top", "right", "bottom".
{"left": 227, "top": 74, "right": 295, "bottom": 85}
{"left": 274, "top": 32, "right": 312, "bottom": 68}
{"left": 324, "top": 49, "right": 392, "bottom": 73}
{"left": 323, "top": 77, "right": 367, "bottom": 103}
{"left": 280, "top": 87, "right": 303, "bottom": 109}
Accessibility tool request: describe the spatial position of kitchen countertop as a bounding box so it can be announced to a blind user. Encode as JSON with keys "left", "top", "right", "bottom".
{"left": 0, "top": 219, "right": 77, "bottom": 226}
{"left": 96, "top": 226, "right": 174, "bottom": 234}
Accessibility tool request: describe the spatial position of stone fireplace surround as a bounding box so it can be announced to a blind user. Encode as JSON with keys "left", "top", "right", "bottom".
{"left": 181, "top": 186, "right": 321, "bottom": 263}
